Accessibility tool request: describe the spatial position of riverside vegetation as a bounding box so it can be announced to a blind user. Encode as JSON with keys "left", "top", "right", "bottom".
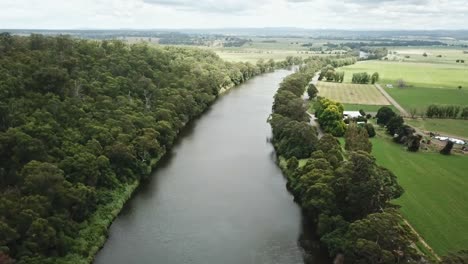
{"left": 269, "top": 60, "right": 428, "bottom": 263}
{"left": 0, "top": 33, "right": 303, "bottom": 264}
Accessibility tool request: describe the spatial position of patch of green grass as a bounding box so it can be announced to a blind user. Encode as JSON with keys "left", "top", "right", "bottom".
{"left": 405, "top": 118, "right": 468, "bottom": 139}
{"left": 340, "top": 60, "right": 468, "bottom": 89}
{"left": 342, "top": 103, "right": 398, "bottom": 113}
{"left": 385, "top": 86, "right": 468, "bottom": 113}
{"left": 371, "top": 136, "right": 468, "bottom": 256}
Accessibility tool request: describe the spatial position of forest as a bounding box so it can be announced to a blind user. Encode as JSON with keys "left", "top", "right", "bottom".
{"left": 0, "top": 33, "right": 296, "bottom": 263}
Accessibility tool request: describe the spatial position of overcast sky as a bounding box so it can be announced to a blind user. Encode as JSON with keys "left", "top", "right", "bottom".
{"left": 1, "top": 0, "right": 467, "bottom": 30}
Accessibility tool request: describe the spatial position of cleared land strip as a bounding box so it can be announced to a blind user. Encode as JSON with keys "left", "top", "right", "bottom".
{"left": 374, "top": 83, "right": 410, "bottom": 116}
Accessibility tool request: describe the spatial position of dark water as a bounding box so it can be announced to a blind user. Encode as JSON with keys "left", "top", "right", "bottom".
{"left": 94, "top": 69, "right": 328, "bottom": 264}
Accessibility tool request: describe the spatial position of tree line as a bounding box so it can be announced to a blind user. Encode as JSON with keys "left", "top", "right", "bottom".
{"left": 351, "top": 72, "right": 379, "bottom": 84}
{"left": 269, "top": 60, "right": 424, "bottom": 263}
{"left": 0, "top": 33, "right": 303, "bottom": 263}
{"left": 426, "top": 104, "right": 468, "bottom": 119}
{"left": 376, "top": 107, "right": 423, "bottom": 152}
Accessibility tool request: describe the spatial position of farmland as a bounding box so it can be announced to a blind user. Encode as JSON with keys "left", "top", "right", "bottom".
{"left": 316, "top": 81, "right": 390, "bottom": 105}
{"left": 371, "top": 134, "right": 468, "bottom": 256}
{"left": 338, "top": 51, "right": 468, "bottom": 132}
{"left": 342, "top": 103, "right": 399, "bottom": 113}
{"left": 339, "top": 60, "right": 468, "bottom": 90}
{"left": 405, "top": 118, "right": 468, "bottom": 139}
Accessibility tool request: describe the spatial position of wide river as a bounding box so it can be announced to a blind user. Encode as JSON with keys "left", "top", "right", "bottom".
{"left": 94, "top": 69, "right": 328, "bottom": 264}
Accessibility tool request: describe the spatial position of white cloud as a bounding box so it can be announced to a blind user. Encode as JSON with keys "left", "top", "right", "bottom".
{"left": 0, "top": 0, "right": 467, "bottom": 29}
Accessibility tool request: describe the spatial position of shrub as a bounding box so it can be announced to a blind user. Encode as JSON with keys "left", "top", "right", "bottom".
{"left": 440, "top": 141, "right": 454, "bottom": 155}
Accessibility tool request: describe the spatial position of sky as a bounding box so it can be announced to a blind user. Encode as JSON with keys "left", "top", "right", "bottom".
{"left": 0, "top": 0, "right": 467, "bottom": 30}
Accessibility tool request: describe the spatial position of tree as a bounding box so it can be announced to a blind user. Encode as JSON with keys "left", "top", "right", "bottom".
{"left": 21, "top": 161, "right": 66, "bottom": 199}
{"left": 386, "top": 116, "right": 404, "bottom": 136}
{"left": 376, "top": 106, "right": 396, "bottom": 125}
{"left": 307, "top": 83, "right": 318, "bottom": 99}
{"left": 371, "top": 72, "right": 379, "bottom": 84}
{"left": 364, "top": 123, "right": 376, "bottom": 138}
{"left": 440, "top": 141, "right": 454, "bottom": 155}
{"left": 441, "top": 250, "right": 468, "bottom": 264}
{"left": 462, "top": 107, "right": 468, "bottom": 119}
{"left": 345, "top": 123, "right": 372, "bottom": 153}
{"left": 340, "top": 210, "right": 420, "bottom": 263}
{"left": 287, "top": 157, "right": 299, "bottom": 171}
{"left": 352, "top": 72, "right": 370, "bottom": 84}
{"left": 277, "top": 121, "right": 318, "bottom": 159}
{"left": 396, "top": 79, "right": 407, "bottom": 88}
{"left": 409, "top": 108, "right": 418, "bottom": 118}
{"left": 333, "top": 151, "right": 404, "bottom": 220}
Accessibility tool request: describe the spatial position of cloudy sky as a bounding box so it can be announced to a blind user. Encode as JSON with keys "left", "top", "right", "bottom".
{"left": 0, "top": 0, "right": 467, "bottom": 30}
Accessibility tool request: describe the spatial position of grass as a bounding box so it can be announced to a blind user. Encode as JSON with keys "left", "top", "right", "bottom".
{"left": 405, "top": 118, "right": 468, "bottom": 139}
{"left": 338, "top": 58, "right": 468, "bottom": 113}
{"left": 342, "top": 103, "right": 398, "bottom": 113}
{"left": 317, "top": 81, "right": 390, "bottom": 105}
{"left": 385, "top": 86, "right": 468, "bottom": 113}
{"left": 214, "top": 48, "right": 312, "bottom": 62}
{"left": 340, "top": 60, "right": 468, "bottom": 89}
{"left": 371, "top": 135, "right": 468, "bottom": 256}
{"left": 389, "top": 47, "right": 468, "bottom": 65}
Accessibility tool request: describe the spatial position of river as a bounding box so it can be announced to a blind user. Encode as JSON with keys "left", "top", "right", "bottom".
{"left": 94, "top": 69, "right": 328, "bottom": 264}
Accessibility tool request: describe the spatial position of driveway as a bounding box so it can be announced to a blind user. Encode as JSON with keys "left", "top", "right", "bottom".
{"left": 374, "top": 83, "right": 409, "bottom": 117}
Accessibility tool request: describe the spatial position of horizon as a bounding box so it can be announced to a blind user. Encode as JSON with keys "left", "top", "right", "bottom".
{"left": 2, "top": 0, "right": 468, "bottom": 30}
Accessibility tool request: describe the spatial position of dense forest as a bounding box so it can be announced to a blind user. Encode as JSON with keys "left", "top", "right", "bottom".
{"left": 0, "top": 33, "right": 297, "bottom": 263}
{"left": 269, "top": 60, "right": 426, "bottom": 263}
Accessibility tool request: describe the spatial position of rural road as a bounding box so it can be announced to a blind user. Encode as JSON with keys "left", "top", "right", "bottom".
{"left": 374, "top": 83, "right": 409, "bottom": 117}
{"left": 307, "top": 112, "right": 324, "bottom": 139}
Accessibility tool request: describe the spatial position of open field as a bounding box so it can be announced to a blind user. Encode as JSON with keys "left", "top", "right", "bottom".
{"left": 386, "top": 86, "right": 468, "bottom": 113}
{"left": 342, "top": 103, "right": 398, "bottom": 113}
{"left": 371, "top": 135, "right": 468, "bottom": 256}
{"left": 214, "top": 49, "right": 313, "bottom": 62}
{"left": 317, "top": 81, "right": 391, "bottom": 105}
{"left": 405, "top": 118, "right": 468, "bottom": 139}
{"left": 388, "top": 47, "right": 468, "bottom": 65}
{"left": 340, "top": 60, "right": 468, "bottom": 89}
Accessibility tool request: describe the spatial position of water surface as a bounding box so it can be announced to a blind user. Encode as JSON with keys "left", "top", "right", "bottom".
{"left": 94, "top": 69, "right": 328, "bottom": 264}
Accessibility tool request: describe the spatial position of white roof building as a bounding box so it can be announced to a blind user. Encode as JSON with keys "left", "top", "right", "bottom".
{"left": 343, "top": 111, "right": 363, "bottom": 119}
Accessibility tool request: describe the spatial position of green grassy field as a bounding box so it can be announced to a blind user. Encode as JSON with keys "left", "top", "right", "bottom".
{"left": 340, "top": 60, "right": 468, "bottom": 89}
{"left": 385, "top": 86, "right": 468, "bottom": 113}
{"left": 338, "top": 58, "right": 468, "bottom": 116}
{"left": 342, "top": 103, "right": 398, "bottom": 113}
{"left": 405, "top": 118, "right": 468, "bottom": 139}
{"left": 317, "top": 81, "right": 390, "bottom": 105}
{"left": 214, "top": 48, "right": 313, "bottom": 62}
{"left": 371, "top": 136, "right": 468, "bottom": 256}
{"left": 389, "top": 47, "right": 468, "bottom": 65}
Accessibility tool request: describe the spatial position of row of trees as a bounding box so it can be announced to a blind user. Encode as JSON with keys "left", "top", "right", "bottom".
{"left": 269, "top": 67, "right": 423, "bottom": 263}
{"left": 426, "top": 104, "right": 468, "bottom": 119}
{"left": 0, "top": 33, "right": 301, "bottom": 263}
{"left": 376, "top": 107, "right": 423, "bottom": 152}
{"left": 351, "top": 72, "right": 379, "bottom": 84}
{"left": 318, "top": 65, "right": 345, "bottom": 83}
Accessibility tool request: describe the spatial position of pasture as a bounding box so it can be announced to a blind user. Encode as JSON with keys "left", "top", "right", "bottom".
{"left": 405, "top": 118, "right": 468, "bottom": 139}
{"left": 339, "top": 60, "right": 468, "bottom": 89}
{"left": 386, "top": 86, "right": 468, "bottom": 113}
{"left": 316, "top": 81, "right": 390, "bottom": 105}
{"left": 371, "top": 135, "right": 468, "bottom": 256}
{"left": 214, "top": 48, "right": 313, "bottom": 62}
{"left": 342, "top": 103, "right": 398, "bottom": 113}
{"left": 388, "top": 47, "right": 468, "bottom": 65}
